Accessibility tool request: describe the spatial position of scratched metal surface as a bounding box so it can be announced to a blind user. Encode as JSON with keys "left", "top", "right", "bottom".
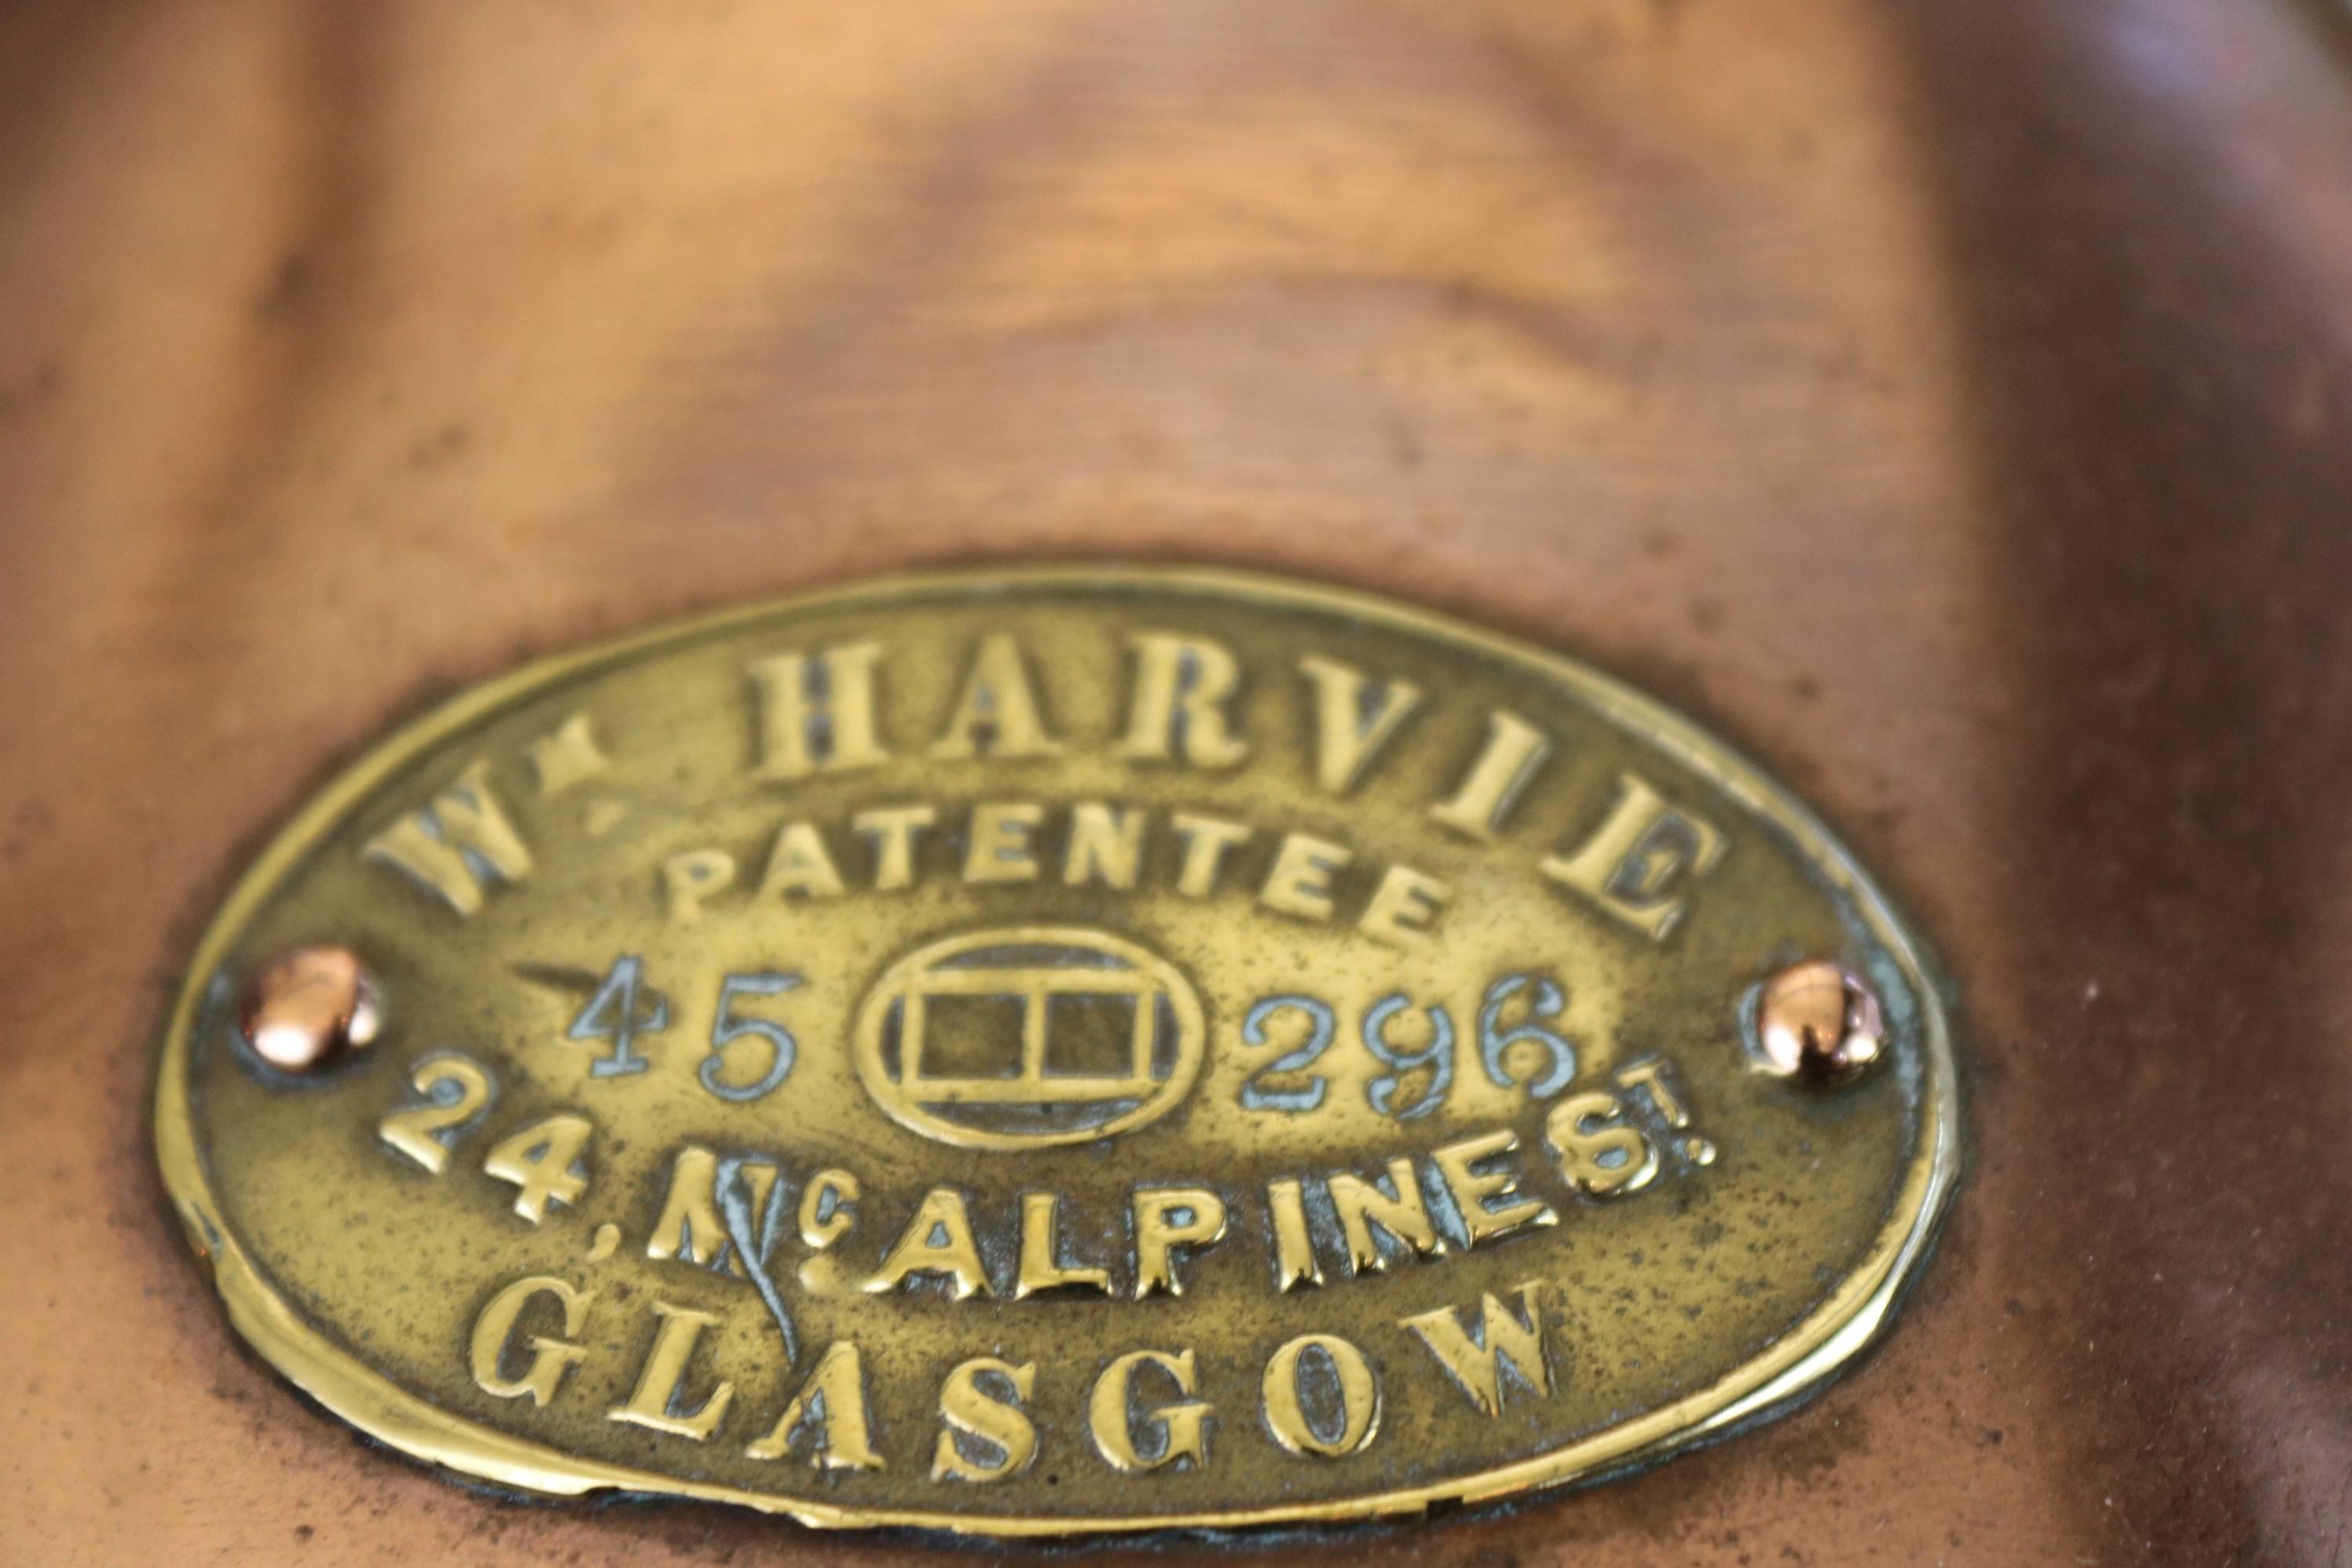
{"left": 2, "top": 1, "right": 2349, "bottom": 1563}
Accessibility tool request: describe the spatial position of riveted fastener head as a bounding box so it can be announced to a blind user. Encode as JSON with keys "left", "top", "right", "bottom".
{"left": 239, "top": 946, "right": 381, "bottom": 1071}
{"left": 1754, "top": 961, "right": 1885, "bottom": 1083}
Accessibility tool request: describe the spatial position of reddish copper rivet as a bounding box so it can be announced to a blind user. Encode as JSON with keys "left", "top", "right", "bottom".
{"left": 1754, "top": 961, "right": 1885, "bottom": 1083}
{"left": 239, "top": 946, "right": 381, "bottom": 1071}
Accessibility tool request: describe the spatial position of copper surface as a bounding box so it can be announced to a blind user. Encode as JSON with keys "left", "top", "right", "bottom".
{"left": 2, "top": 0, "right": 2350, "bottom": 1564}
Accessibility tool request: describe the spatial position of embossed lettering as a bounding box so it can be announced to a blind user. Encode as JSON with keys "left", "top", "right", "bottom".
{"left": 1356, "top": 863, "right": 1450, "bottom": 945}
{"left": 1403, "top": 1282, "right": 1552, "bottom": 1417}
{"left": 1090, "top": 1349, "right": 1210, "bottom": 1472}
{"left": 526, "top": 712, "right": 610, "bottom": 796}
{"left": 1329, "top": 1159, "right": 1446, "bottom": 1275}
{"left": 1430, "top": 1131, "right": 1555, "bottom": 1245}
{"left": 1063, "top": 801, "right": 1145, "bottom": 890}
{"left": 1265, "top": 1177, "right": 1324, "bottom": 1291}
{"left": 646, "top": 1145, "right": 780, "bottom": 1276}
{"left": 1132, "top": 1187, "right": 1228, "bottom": 1298}
{"left": 1545, "top": 1091, "right": 1659, "bottom": 1196}
{"left": 609, "top": 1301, "right": 735, "bottom": 1441}
{"left": 853, "top": 803, "right": 936, "bottom": 891}
{"left": 963, "top": 800, "right": 1044, "bottom": 884}
{"left": 1541, "top": 772, "right": 1725, "bottom": 939}
{"left": 1169, "top": 812, "right": 1250, "bottom": 897}
{"left": 745, "top": 1341, "right": 884, "bottom": 1469}
{"left": 1258, "top": 832, "right": 1351, "bottom": 922}
{"left": 756, "top": 820, "right": 848, "bottom": 900}
{"left": 364, "top": 760, "right": 534, "bottom": 915}
{"left": 931, "top": 1358, "right": 1038, "bottom": 1483}
{"left": 1117, "top": 633, "right": 1248, "bottom": 768}
{"left": 1015, "top": 1193, "right": 1112, "bottom": 1298}
{"left": 798, "top": 1169, "right": 861, "bottom": 1248}
{"left": 469, "top": 1276, "right": 592, "bottom": 1406}
{"left": 661, "top": 848, "right": 737, "bottom": 921}
{"left": 931, "top": 633, "right": 1062, "bottom": 760}
{"left": 378, "top": 1054, "right": 492, "bottom": 1174}
{"left": 868, "top": 1188, "right": 993, "bottom": 1300}
{"left": 1261, "top": 1334, "right": 1380, "bottom": 1457}
{"left": 1428, "top": 711, "right": 1551, "bottom": 841}
{"left": 747, "top": 642, "right": 889, "bottom": 779}
{"left": 1299, "top": 655, "right": 1421, "bottom": 794}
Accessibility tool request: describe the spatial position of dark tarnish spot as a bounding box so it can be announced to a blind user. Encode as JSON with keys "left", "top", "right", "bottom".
{"left": 409, "top": 422, "right": 473, "bottom": 470}
{"left": 1647, "top": 0, "right": 1694, "bottom": 38}
{"left": 2, "top": 797, "right": 56, "bottom": 863}
{"left": 0, "top": 358, "right": 64, "bottom": 419}
{"left": 256, "top": 252, "right": 314, "bottom": 321}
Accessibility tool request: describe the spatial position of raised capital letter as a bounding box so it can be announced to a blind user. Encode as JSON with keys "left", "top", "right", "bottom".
{"left": 1428, "top": 710, "right": 1552, "bottom": 841}
{"left": 1540, "top": 771, "right": 1726, "bottom": 939}
{"left": 930, "top": 1358, "right": 1038, "bottom": 1483}
{"left": 1260, "top": 1334, "right": 1381, "bottom": 1457}
{"left": 747, "top": 641, "right": 889, "bottom": 780}
{"left": 1117, "top": 632, "right": 1249, "bottom": 768}
{"left": 608, "top": 1301, "right": 735, "bottom": 1441}
{"left": 1402, "top": 1281, "right": 1553, "bottom": 1417}
{"left": 1089, "top": 1348, "right": 1211, "bottom": 1472}
{"left": 1132, "top": 1187, "right": 1229, "bottom": 1298}
{"left": 469, "top": 1275, "right": 593, "bottom": 1406}
{"left": 745, "top": 1341, "right": 884, "bottom": 1469}
{"left": 364, "top": 760, "right": 533, "bottom": 915}
{"left": 930, "top": 633, "right": 1062, "bottom": 760}
{"left": 1299, "top": 655, "right": 1422, "bottom": 793}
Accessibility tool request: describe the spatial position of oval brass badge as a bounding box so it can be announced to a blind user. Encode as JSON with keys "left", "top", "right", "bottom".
{"left": 154, "top": 566, "right": 1958, "bottom": 1534}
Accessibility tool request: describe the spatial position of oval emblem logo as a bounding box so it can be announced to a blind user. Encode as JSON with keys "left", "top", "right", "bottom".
{"left": 154, "top": 566, "right": 1958, "bottom": 1534}
{"left": 855, "top": 926, "right": 1206, "bottom": 1149}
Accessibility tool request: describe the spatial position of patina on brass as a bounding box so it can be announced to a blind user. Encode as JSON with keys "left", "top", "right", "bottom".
{"left": 153, "top": 566, "right": 1958, "bottom": 1535}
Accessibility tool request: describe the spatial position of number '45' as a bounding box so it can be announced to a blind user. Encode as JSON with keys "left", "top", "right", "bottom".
{"left": 566, "top": 957, "right": 801, "bottom": 1102}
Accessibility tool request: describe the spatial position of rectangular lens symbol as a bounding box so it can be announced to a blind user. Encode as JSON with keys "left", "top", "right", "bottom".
{"left": 900, "top": 967, "right": 1161, "bottom": 1105}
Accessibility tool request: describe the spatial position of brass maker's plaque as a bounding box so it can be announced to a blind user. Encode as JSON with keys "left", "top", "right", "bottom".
{"left": 154, "top": 566, "right": 1958, "bottom": 1534}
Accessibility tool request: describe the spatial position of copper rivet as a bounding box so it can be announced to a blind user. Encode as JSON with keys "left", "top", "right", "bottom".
{"left": 1754, "top": 960, "right": 1885, "bottom": 1083}
{"left": 239, "top": 946, "right": 381, "bottom": 1071}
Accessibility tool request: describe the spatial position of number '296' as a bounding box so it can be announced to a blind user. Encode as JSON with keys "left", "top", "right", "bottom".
{"left": 1236, "top": 971, "right": 1577, "bottom": 1121}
